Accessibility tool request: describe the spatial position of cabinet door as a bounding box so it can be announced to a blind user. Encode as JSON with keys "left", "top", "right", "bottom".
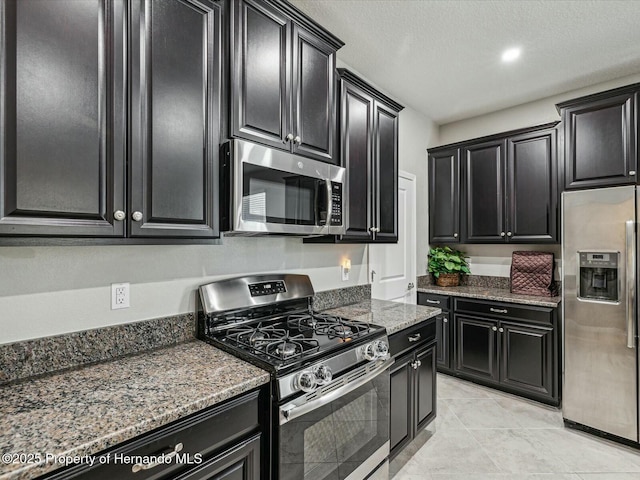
{"left": 174, "top": 435, "right": 261, "bottom": 480}
{"left": 415, "top": 344, "right": 436, "bottom": 431}
{"left": 455, "top": 315, "right": 499, "bottom": 383}
{"left": 499, "top": 321, "right": 554, "bottom": 398}
{"left": 428, "top": 148, "right": 460, "bottom": 243}
{"left": 231, "top": 0, "right": 290, "bottom": 150}
{"left": 291, "top": 24, "right": 336, "bottom": 163}
{"left": 372, "top": 100, "right": 399, "bottom": 243}
{"left": 463, "top": 139, "right": 506, "bottom": 242}
{"left": 435, "top": 313, "right": 451, "bottom": 370}
{"left": 507, "top": 128, "right": 557, "bottom": 243}
{"left": 0, "top": 0, "right": 125, "bottom": 237}
{"left": 129, "top": 0, "right": 220, "bottom": 238}
{"left": 564, "top": 92, "right": 637, "bottom": 189}
{"left": 340, "top": 80, "right": 374, "bottom": 241}
{"left": 389, "top": 352, "right": 413, "bottom": 459}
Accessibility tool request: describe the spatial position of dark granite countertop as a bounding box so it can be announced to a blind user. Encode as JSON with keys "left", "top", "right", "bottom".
{"left": 323, "top": 298, "right": 441, "bottom": 335}
{"left": 417, "top": 285, "right": 561, "bottom": 308}
{"left": 0, "top": 341, "right": 270, "bottom": 480}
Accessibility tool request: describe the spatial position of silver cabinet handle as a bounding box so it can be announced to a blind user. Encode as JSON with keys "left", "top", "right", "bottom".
{"left": 294, "top": 135, "right": 301, "bottom": 144}
{"left": 443, "top": 317, "right": 448, "bottom": 323}
{"left": 369, "top": 226, "right": 375, "bottom": 233}
{"left": 408, "top": 333, "right": 421, "bottom": 342}
{"left": 490, "top": 308, "right": 508, "bottom": 314}
{"left": 425, "top": 299, "right": 440, "bottom": 305}
{"left": 492, "top": 326, "right": 497, "bottom": 331}
{"left": 132, "top": 211, "right": 143, "bottom": 222}
{"left": 507, "top": 231, "right": 512, "bottom": 237}
{"left": 286, "top": 133, "right": 294, "bottom": 142}
{"left": 499, "top": 327, "right": 504, "bottom": 333}
{"left": 500, "top": 232, "right": 506, "bottom": 237}
{"left": 114, "top": 210, "right": 126, "bottom": 221}
{"left": 416, "top": 360, "right": 422, "bottom": 367}
{"left": 626, "top": 220, "right": 636, "bottom": 349}
{"left": 132, "top": 443, "right": 183, "bottom": 473}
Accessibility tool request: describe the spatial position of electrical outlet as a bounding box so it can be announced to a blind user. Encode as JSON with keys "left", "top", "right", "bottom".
{"left": 111, "top": 283, "right": 130, "bottom": 310}
{"left": 341, "top": 266, "right": 350, "bottom": 282}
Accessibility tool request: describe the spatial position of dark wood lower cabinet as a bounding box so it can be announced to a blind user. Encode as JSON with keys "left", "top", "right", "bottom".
{"left": 455, "top": 315, "right": 500, "bottom": 383}
{"left": 389, "top": 340, "right": 436, "bottom": 460}
{"left": 174, "top": 435, "right": 260, "bottom": 480}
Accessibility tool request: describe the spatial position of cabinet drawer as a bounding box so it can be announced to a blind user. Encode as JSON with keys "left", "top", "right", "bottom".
{"left": 417, "top": 292, "right": 450, "bottom": 310}
{"left": 389, "top": 319, "right": 437, "bottom": 358}
{"left": 48, "top": 391, "right": 261, "bottom": 480}
{"left": 454, "top": 298, "right": 553, "bottom": 325}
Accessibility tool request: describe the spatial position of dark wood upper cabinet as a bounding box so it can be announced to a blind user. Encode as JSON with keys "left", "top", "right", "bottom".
{"left": 507, "top": 128, "right": 557, "bottom": 243}
{"left": 428, "top": 148, "right": 460, "bottom": 243}
{"left": 429, "top": 122, "right": 559, "bottom": 244}
{"left": 129, "top": 0, "right": 220, "bottom": 238}
{"left": 559, "top": 90, "right": 637, "bottom": 189}
{"left": 0, "top": 0, "right": 126, "bottom": 237}
{"left": 305, "top": 69, "right": 403, "bottom": 244}
{"left": 463, "top": 139, "right": 506, "bottom": 243}
{"left": 230, "top": 0, "right": 342, "bottom": 164}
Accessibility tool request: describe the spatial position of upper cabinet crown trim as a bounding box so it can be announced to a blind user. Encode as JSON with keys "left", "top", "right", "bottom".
{"left": 428, "top": 121, "right": 559, "bottom": 153}
{"left": 556, "top": 82, "right": 640, "bottom": 113}
{"left": 337, "top": 69, "right": 405, "bottom": 113}
{"left": 269, "top": 0, "right": 344, "bottom": 49}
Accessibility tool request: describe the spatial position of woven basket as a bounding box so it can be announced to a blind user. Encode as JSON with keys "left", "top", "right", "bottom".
{"left": 436, "top": 273, "right": 460, "bottom": 287}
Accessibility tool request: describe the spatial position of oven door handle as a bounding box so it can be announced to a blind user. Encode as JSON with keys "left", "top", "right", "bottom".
{"left": 280, "top": 357, "right": 393, "bottom": 425}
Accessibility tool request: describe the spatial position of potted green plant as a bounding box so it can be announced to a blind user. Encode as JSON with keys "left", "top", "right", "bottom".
{"left": 428, "top": 246, "right": 471, "bottom": 287}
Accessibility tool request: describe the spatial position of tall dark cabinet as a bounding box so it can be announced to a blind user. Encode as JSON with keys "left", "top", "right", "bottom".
{"left": 0, "top": 0, "right": 126, "bottom": 237}
{"left": 230, "top": 0, "right": 343, "bottom": 164}
{"left": 558, "top": 88, "right": 637, "bottom": 189}
{"left": 428, "top": 122, "right": 558, "bottom": 244}
{"left": 0, "top": 0, "right": 222, "bottom": 241}
{"left": 307, "top": 69, "right": 403, "bottom": 244}
{"left": 129, "top": 0, "right": 221, "bottom": 238}
{"left": 428, "top": 148, "right": 460, "bottom": 243}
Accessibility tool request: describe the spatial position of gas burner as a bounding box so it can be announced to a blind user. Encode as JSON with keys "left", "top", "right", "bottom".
{"left": 275, "top": 342, "right": 299, "bottom": 358}
{"left": 226, "top": 323, "right": 287, "bottom": 350}
{"left": 330, "top": 324, "right": 353, "bottom": 337}
{"left": 287, "top": 314, "right": 318, "bottom": 330}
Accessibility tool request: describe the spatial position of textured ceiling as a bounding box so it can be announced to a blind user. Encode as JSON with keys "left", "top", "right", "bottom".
{"left": 290, "top": 0, "right": 640, "bottom": 124}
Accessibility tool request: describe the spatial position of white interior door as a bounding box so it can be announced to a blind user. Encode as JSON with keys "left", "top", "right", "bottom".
{"left": 370, "top": 171, "right": 417, "bottom": 303}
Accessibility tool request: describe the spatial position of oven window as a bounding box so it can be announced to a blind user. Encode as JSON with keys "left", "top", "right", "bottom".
{"left": 279, "top": 371, "right": 390, "bottom": 480}
{"left": 243, "top": 164, "right": 325, "bottom": 225}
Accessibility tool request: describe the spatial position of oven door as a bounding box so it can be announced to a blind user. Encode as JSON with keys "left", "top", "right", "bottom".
{"left": 278, "top": 358, "right": 392, "bottom": 480}
{"left": 231, "top": 139, "right": 345, "bottom": 235}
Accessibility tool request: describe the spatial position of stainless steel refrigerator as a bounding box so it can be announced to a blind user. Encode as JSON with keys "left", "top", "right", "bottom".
{"left": 562, "top": 186, "right": 638, "bottom": 442}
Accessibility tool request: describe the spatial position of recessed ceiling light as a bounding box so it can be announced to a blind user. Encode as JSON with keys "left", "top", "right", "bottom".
{"left": 501, "top": 47, "right": 521, "bottom": 63}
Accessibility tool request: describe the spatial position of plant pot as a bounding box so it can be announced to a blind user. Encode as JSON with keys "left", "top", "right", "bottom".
{"left": 436, "top": 273, "right": 460, "bottom": 287}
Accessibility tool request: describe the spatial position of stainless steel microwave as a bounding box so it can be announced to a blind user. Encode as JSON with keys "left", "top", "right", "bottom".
{"left": 221, "top": 139, "right": 345, "bottom": 236}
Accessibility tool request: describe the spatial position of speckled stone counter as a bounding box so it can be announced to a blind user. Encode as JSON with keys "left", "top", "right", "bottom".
{"left": 323, "top": 298, "right": 441, "bottom": 335}
{"left": 417, "top": 285, "right": 561, "bottom": 308}
{"left": 0, "top": 341, "right": 269, "bottom": 480}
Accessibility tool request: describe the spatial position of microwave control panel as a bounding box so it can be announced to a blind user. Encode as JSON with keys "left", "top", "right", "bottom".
{"left": 330, "top": 182, "right": 343, "bottom": 226}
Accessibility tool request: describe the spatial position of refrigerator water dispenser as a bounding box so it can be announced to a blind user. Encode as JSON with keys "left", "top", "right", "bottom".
{"left": 578, "top": 251, "right": 619, "bottom": 302}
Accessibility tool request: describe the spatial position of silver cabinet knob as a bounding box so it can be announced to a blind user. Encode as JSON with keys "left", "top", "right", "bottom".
{"left": 294, "top": 135, "right": 301, "bottom": 144}
{"left": 286, "top": 133, "right": 294, "bottom": 142}
{"left": 417, "top": 360, "right": 422, "bottom": 367}
{"left": 500, "top": 232, "right": 505, "bottom": 237}
{"left": 374, "top": 227, "right": 380, "bottom": 232}
{"left": 114, "top": 210, "right": 126, "bottom": 221}
{"left": 443, "top": 317, "right": 448, "bottom": 323}
{"left": 499, "top": 327, "right": 504, "bottom": 333}
{"left": 507, "top": 231, "right": 512, "bottom": 237}
{"left": 369, "top": 226, "right": 375, "bottom": 233}
{"left": 453, "top": 233, "right": 458, "bottom": 238}
{"left": 492, "top": 326, "right": 498, "bottom": 331}
{"left": 630, "top": 171, "right": 636, "bottom": 176}
{"left": 132, "top": 211, "right": 143, "bottom": 222}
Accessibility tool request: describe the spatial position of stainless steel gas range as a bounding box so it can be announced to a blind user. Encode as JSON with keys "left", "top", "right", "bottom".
{"left": 197, "top": 274, "right": 391, "bottom": 480}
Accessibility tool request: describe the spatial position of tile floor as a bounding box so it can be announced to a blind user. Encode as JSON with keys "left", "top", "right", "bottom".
{"left": 390, "top": 374, "right": 640, "bottom": 480}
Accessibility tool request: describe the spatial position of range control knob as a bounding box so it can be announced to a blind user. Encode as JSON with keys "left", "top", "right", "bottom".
{"left": 373, "top": 340, "right": 389, "bottom": 358}
{"left": 314, "top": 364, "right": 333, "bottom": 385}
{"left": 362, "top": 342, "right": 378, "bottom": 361}
{"left": 295, "top": 371, "right": 317, "bottom": 393}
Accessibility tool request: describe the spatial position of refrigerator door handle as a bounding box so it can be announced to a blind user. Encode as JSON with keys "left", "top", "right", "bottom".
{"left": 625, "top": 219, "right": 636, "bottom": 349}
